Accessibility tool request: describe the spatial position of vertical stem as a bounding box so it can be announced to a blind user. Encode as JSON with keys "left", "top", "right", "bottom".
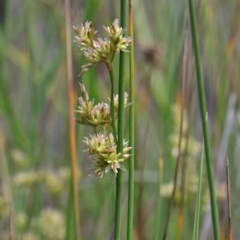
{"left": 192, "top": 145, "right": 204, "bottom": 240}
{"left": 226, "top": 159, "right": 232, "bottom": 240}
{"left": 154, "top": 158, "right": 163, "bottom": 240}
{"left": 177, "top": 18, "right": 189, "bottom": 240}
{"left": 65, "top": 183, "right": 75, "bottom": 240}
{"left": 161, "top": 95, "right": 184, "bottom": 240}
{"left": 161, "top": 15, "right": 188, "bottom": 240}
{"left": 107, "top": 63, "right": 117, "bottom": 142}
{"left": 188, "top": 1, "right": 220, "bottom": 240}
{"left": 114, "top": 0, "right": 127, "bottom": 239}
{"left": 9, "top": 204, "right": 13, "bottom": 240}
{"left": 114, "top": 171, "right": 123, "bottom": 240}
{"left": 64, "top": 0, "right": 80, "bottom": 239}
{"left": 127, "top": 1, "right": 134, "bottom": 239}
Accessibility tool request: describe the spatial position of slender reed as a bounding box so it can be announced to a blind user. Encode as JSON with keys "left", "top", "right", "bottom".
{"left": 9, "top": 204, "right": 13, "bottom": 240}
{"left": 64, "top": 0, "right": 80, "bottom": 239}
{"left": 161, "top": 93, "right": 184, "bottom": 240}
{"left": 114, "top": 0, "right": 128, "bottom": 239}
{"left": 161, "top": 17, "right": 187, "bottom": 239}
{"left": 226, "top": 159, "right": 232, "bottom": 240}
{"left": 107, "top": 63, "right": 117, "bottom": 142}
{"left": 188, "top": 0, "right": 220, "bottom": 239}
{"left": 177, "top": 18, "right": 189, "bottom": 240}
{"left": 154, "top": 157, "right": 163, "bottom": 240}
{"left": 65, "top": 184, "right": 75, "bottom": 240}
{"left": 192, "top": 145, "right": 204, "bottom": 240}
{"left": 127, "top": 1, "right": 134, "bottom": 239}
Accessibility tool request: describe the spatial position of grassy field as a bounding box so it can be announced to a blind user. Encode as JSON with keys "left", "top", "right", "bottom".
{"left": 0, "top": 0, "right": 239, "bottom": 239}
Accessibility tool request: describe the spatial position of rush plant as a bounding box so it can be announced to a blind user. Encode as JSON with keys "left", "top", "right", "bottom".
{"left": 74, "top": 19, "right": 131, "bottom": 238}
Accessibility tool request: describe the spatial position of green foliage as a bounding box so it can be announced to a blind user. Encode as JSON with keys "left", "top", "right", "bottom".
{"left": 0, "top": 0, "right": 239, "bottom": 239}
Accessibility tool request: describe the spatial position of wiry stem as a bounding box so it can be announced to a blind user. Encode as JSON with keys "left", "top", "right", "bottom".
{"left": 9, "top": 204, "right": 13, "bottom": 240}
{"left": 64, "top": 0, "right": 80, "bottom": 239}
{"left": 127, "top": 1, "right": 134, "bottom": 239}
{"left": 188, "top": 0, "right": 220, "bottom": 239}
{"left": 226, "top": 159, "right": 232, "bottom": 240}
{"left": 114, "top": 1, "right": 128, "bottom": 239}
{"left": 154, "top": 158, "right": 163, "bottom": 240}
{"left": 107, "top": 63, "right": 117, "bottom": 143}
{"left": 192, "top": 145, "right": 204, "bottom": 240}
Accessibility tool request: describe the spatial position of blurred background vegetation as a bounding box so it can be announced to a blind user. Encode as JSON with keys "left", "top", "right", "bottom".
{"left": 0, "top": 0, "right": 239, "bottom": 239}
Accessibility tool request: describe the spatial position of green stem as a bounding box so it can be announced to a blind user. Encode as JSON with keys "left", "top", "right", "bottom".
{"left": 65, "top": 182, "right": 75, "bottom": 240}
{"left": 154, "top": 158, "right": 163, "bottom": 240}
{"left": 127, "top": 1, "right": 134, "bottom": 239}
{"left": 114, "top": 1, "right": 128, "bottom": 239}
{"left": 192, "top": 144, "right": 204, "bottom": 240}
{"left": 107, "top": 63, "right": 117, "bottom": 142}
{"left": 65, "top": 0, "right": 80, "bottom": 239}
{"left": 114, "top": 171, "right": 122, "bottom": 240}
{"left": 188, "top": 1, "right": 220, "bottom": 240}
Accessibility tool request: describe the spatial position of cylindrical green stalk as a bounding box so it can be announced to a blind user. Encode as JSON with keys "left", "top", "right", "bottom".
{"left": 107, "top": 63, "right": 117, "bottom": 142}
{"left": 192, "top": 145, "right": 204, "bottom": 240}
{"left": 188, "top": 1, "right": 220, "bottom": 239}
{"left": 154, "top": 158, "right": 163, "bottom": 240}
{"left": 127, "top": 1, "right": 134, "bottom": 239}
{"left": 64, "top": 0, "right": 80, "bottom": 239}
{"left": 65, "top": 182, "right": 75, "bottom": 240}
{"left": 114, "top": 1, "right": 128, "bottom": 239}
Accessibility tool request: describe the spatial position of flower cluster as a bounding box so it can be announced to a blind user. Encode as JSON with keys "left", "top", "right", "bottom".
{"left": 76, "top": 83, "right": 130, "bottom": 177}
{"left": 103, "top": 19, "right": 131, "bottom": 52}
{"left": 84, "top": 133, "right": 131, "bottom": 178}
{"left": 12, "top": 168, "right": 70, "bottom": 196}
{"left": 36, "top": 208, "right": 65, "bottom": 239}
{"left": 75, "top": 83, "right": 111, "bottom": 128}
{"left": 76, "top": 83, "right": 129, "bottom": 130}
{"left": 73, "top": 19, "right": 131, "bottom": 72}
{"left": 74, "top": 20, "right": 131, "bottom": 178}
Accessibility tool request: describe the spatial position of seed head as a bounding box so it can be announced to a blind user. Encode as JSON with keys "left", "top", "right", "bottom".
{"left": 111, "top": 92, "right": 129, "bottom": 110}
{"left": 73, "top": 21, "right": 96, "bottom": 49}
{"left": 76, "top": 84, "right": 131, "bottom": 128}
{"left": 84, "top": 132, "right": 131, "bottom": 177}
{"left": 104, "top": 19, "right": 132, "bottom": 52}
{"left": 74, "top": 19, "right": 131, "bottom": 72}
